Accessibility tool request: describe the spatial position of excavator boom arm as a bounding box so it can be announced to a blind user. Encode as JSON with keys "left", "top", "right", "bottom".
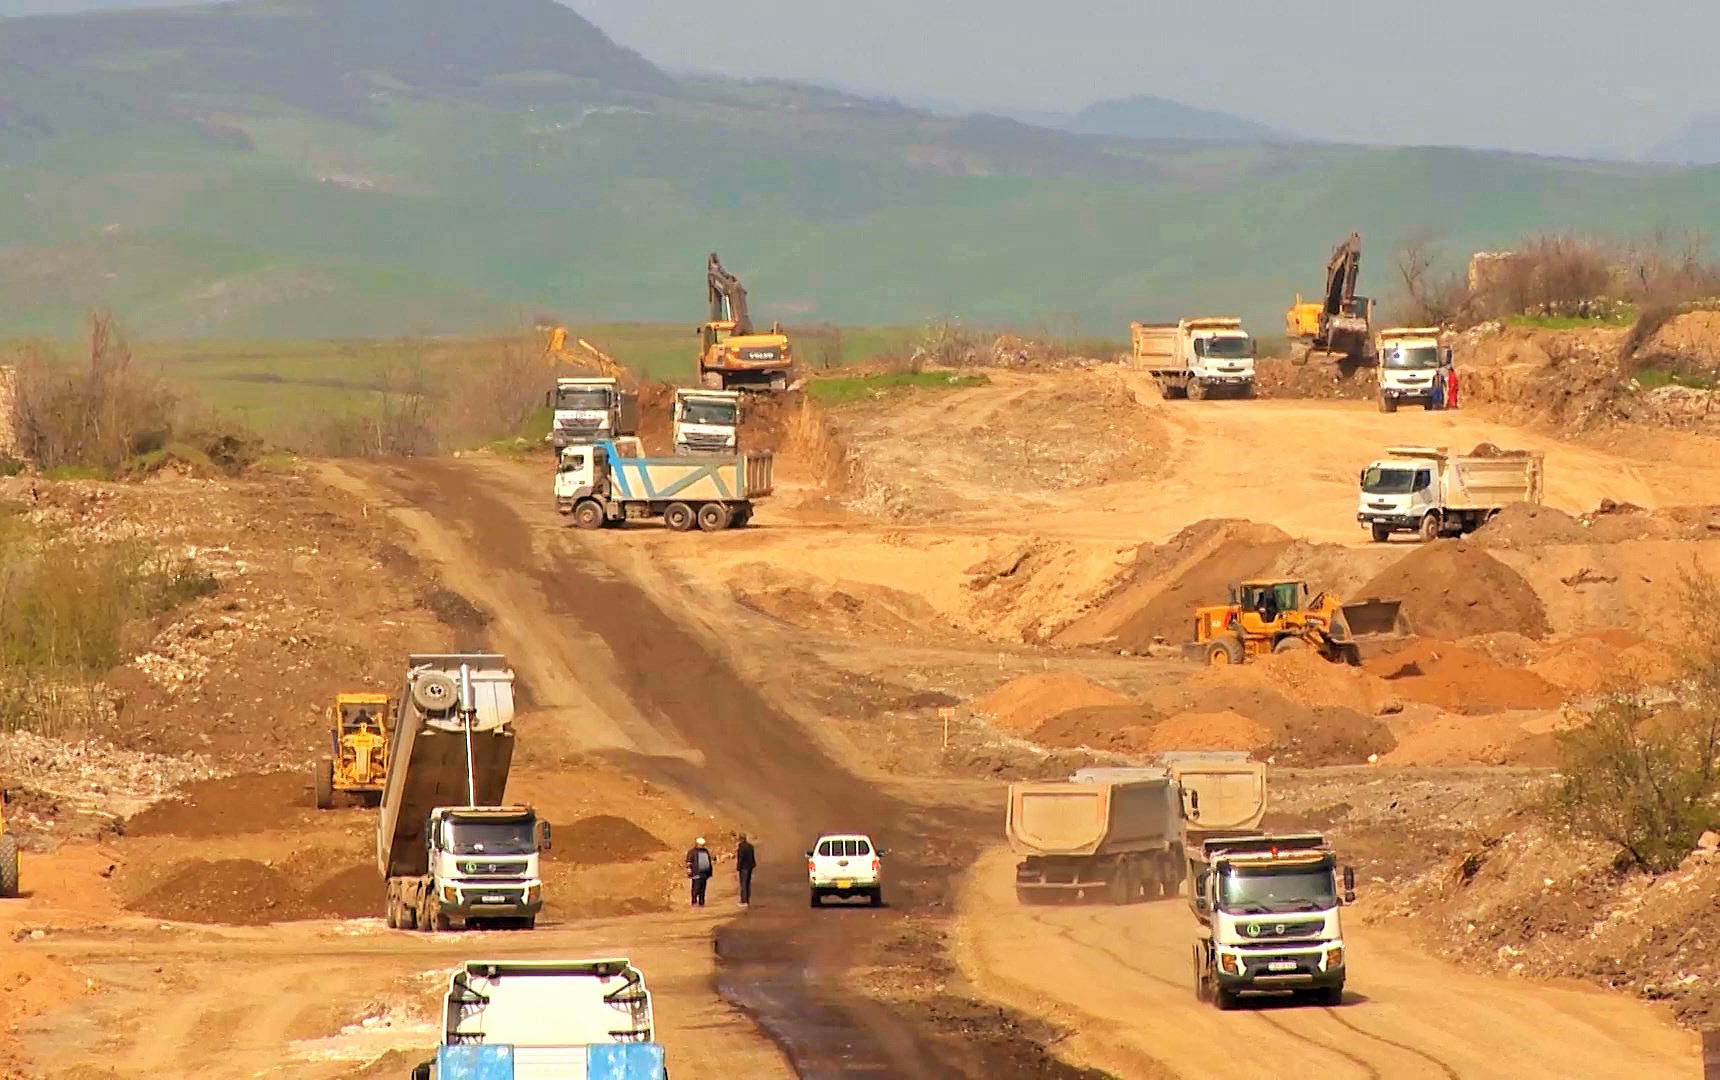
{"left": 707, "top": 252, "right": 753, "bottom": 335}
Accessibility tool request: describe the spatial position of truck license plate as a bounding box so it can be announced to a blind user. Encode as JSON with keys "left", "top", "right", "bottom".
{"left": 1268, "top": 961, "right": 1297, "bottom": 972}
{"left": 836, "top": 880, "right": 852, "bottom": 889}
{"left": 483, "top": 894, "right": 507, "bottom": 904}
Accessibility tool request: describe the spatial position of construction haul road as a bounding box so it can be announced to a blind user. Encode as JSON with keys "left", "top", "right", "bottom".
{"left": 326, "top": 431, "right": 1704, "bottom": 1078}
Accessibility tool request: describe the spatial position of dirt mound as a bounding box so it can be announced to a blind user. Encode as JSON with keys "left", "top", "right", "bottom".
{"left": 1528, "top": 631, "right": 1681, "bottom": 693}
{"left": 124, "top": 772, "right": 310, "bottom": 838}
{"left": 1253, "top": 357, "right": 1378, "bottom": 400}
{"left": 1382, "top": 712, "right": 1564, "bottom": 767}
{"left": 729, "top": 563, "right": 957, "bottom": 643}
{"left": 1358, "top": 542, "right": 1550, "bottom": 640}
{"left": 1029, "top": 703, "right": 1160, "bottom": 754}
{"left": 1058, "top": 520, "right": 1293, "bottom": 649}
{"left": 1364, "top": 639, "right": 1562, "bottom": 713}
{"left": 128, "top": 857, "right": 375, "bottom": 924}
{"left": 1470, "top": 503, "right": 1588, "bottom": 547}
{"left": 633, "top": 381, "right": 676, "bottom": 453}
{"left": 972, "top": 672, "right": 1129, "bottom": 736}
{"left": 1142, "top": 677, "right": 1393, "bottom": 765}
{"left": 1454, "top": 324, "right": 1628, "bottom": 432}
{"left": 1147, "top": 710, "right": 1269, "bottom": 753}
{"left": 551, "top": 814, "right": 668, "bottom": 865}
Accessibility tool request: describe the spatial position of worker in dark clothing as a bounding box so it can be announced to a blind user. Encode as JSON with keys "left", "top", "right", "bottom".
{"left": 685, "top": 837, "right": 713, "bottom": 907}
{"left": 735, "top": 834, "right": 757, "bottom": 906}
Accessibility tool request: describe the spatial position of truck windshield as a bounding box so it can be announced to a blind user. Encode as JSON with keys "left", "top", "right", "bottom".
{"left": 1218, "top": 864, "right": 1336, "bottom": 914}
{"left": 1197, "top": 336, "right": 1253, "bottom": 359}
{"left": 1361, "top": 466, "right": 1417, "bottom": 494}
{"left": 1382, "top": 346, "right": 1439, "bottom": 370}
{"left": 444, "top": 819, "right": 536, "bottom": 855}
{"left": 682, "top": 401, "right": 737, "bottom": 425}
{"left": 555, "top": 388, "right": 610, "bottom": 410}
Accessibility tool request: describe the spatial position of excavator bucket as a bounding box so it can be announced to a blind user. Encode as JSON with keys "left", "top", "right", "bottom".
{"left": 1339, "top": 597, "right": 1405, "bottom": 639}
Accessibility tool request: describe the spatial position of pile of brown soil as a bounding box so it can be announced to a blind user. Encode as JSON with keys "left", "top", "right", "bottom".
{"left": 729, "top": 564, "right": 956, "bottom": 644}
{"left": 972, "top": 672, "right": 1130, "bottom": 736}
{"left": 1030, "top": 703, "right": 1161, "bottom": 755}
{"left": 1253, "top": 356, "right": 1378, "bottom": 400}
{"left": 1528, "top": 631, "right": 1681, "bottom": 694}
{"left": 1147, "top": 710, "right": 1269, "bottom": 753}
{"left": 1470, "top": 503, "right": 1589, "bottom": 548}
{"left": 124, "top": 773, "right": 313, "bottom": 838}
{"left": 550, "top": 814, "right": 668, "bottom": 865}
{"left": 1358, "top": 542, "right": 1550, "bottom": 640}
{"left": 1364, "top": 639, "right": 1562, "bottom": 713}
{"left": 1142, "top": 679, "right": 1393, "bottom": 765}
{"left": 1060, "top": 520, "right": 1292, "bottom": 649}
{"left": 129, "top": 857, "right": 375, "bottom": 924}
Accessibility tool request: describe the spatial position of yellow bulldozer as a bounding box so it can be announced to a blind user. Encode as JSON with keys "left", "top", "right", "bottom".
{"left": 313, "top": 693, "right": 393, "bottom": 810}
{"left": 1184, "top": 579, "right": 1404, "bottom": 667}
{"left": 0, "top": 788, "right": 18, "bottom": 898}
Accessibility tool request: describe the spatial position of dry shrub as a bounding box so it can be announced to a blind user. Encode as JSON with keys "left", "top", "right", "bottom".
{"left": 1545, "top": 569, "right": 1720, "bottom": 871}
{"left": 13, "top": 311, "right": 176, "bottom": 471}
{"left": 794, "top": 322, "right": 846, "bottom": 370}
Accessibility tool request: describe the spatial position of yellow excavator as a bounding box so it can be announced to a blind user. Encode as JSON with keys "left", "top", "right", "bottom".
{"left": 1286, "top": 232, "right": 1375, "bottom": 366}
{"left": 1184, "top": 579, "right": 1404, "bottom": 667}
{"left": 698, "top": 252, "right": 794, "bottom": 391}
{"left": 0, "top": 788, "right": 18, "bottom": 898}
{"left": 313, "top": 693, "right": 392, "bottom": 809}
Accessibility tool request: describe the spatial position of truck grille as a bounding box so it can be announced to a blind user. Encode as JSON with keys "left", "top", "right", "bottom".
{"left": 1238, "top": 918, "right": 1325, "bottom": 941}
{"left": 458, "top": 860, "right": 528, "bottom": 876}
{"left": 679, "top": 432, "right": 732, "bottom": 451}
{"left": 558, "top": 419, "right": 602, "bottom": 433}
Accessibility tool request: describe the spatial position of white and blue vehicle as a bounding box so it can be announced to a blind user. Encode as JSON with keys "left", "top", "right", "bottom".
{"left": 554, "top": 437, "right": 771, "bottom": 533}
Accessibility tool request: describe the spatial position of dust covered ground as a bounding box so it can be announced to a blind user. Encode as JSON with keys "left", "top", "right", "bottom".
{"left": 7, "top": 319, "right": 1720, "bottom": 1077}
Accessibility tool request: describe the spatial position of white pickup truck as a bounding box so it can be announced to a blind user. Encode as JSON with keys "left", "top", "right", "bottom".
{"left": 1357, "top": 446, "right": 1544, "bottom": 542}
{"left": 410, "top": 958, "right": 666, "bottom": 1080}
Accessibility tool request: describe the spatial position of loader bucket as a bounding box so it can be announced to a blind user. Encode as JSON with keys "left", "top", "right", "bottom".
{"left": 1339, "top": 597, "right": 1405, "bottom": 639}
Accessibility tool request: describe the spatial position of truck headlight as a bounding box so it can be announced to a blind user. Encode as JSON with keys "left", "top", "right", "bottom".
{"left": 526, "top": 886, "right": 541, "bottom": 903}
{"left": 442, "top": 886, "right": 457, "bottom": 903}
{"left": 1218, "top": 952, "right": 1242, "bottom": 975}
{"left": 1324, "top": 946, "right": 1344, "bottom": 970}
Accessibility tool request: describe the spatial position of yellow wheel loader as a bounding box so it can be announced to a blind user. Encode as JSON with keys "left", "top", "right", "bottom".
{"left": 314, "top": 693, "right": 393, "bottom": 810}
{"left": 0, "top": 788, "right": 19, "bottom": 898}
{"left": 1184, "top": 579, "right": 1404, "bottom": 667}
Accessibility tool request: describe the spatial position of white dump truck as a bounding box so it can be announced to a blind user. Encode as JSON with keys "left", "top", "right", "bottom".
{"left": 549, "top": 377, "right": 639, "bottom": 450}
{"left": 1374, "top": 327, "right": 1451, "bottom": 412}
{"left": 1190, "top": 832, "right": 1356, "bottom": 1009}
{"left": 1165, "top": 751, "right": 1268, "bottom": 884}
{"left": 1129, "top": 317, "right": 1256, "bottom": 400}
{"left": 1007, "top": 768, "right": 1184, "bottom": 904}
{"left": 378, "top": 654, "right": 547, "bottom": 932}
{"left": 409, "top": 958, "right": 666, "bottom": 1080}
{"left": 554, "top": 437, "right": 771, "bottom": 532}
{"left": 1357, "top": 445, "right": 1545, "bottom": 543}
{"left": 672, "top": 388, "right": 742, "bottom": 454}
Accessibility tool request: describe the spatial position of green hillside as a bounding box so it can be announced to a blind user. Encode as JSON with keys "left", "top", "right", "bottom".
{"left": 2, "top": 0, "right": 1718, "bottom": 338}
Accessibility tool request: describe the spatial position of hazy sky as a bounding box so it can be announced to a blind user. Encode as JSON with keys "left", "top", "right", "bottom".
{"left": 7, "top": 0, "right": 1716, "bottom": 158}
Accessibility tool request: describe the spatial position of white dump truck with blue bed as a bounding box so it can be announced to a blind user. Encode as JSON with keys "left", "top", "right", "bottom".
{"left": 554, "top": 437, "right": 771, "bottom": 532}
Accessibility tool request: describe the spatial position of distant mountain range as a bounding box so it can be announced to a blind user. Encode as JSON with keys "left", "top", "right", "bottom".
{"left": 1647, "top": 113, "right": 1720, "bottom": 165}
{"left": 1, "top": 0, "right": 1718, "bottom": 340}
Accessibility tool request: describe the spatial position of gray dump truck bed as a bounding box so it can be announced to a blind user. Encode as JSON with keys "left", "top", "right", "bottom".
{"left": 377, "top": 654, "right": 517, "bottom": 879}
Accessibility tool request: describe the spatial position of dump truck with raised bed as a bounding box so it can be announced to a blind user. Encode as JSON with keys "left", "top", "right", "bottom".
{"left": 1129, "top": 317, "right": 1256, "bottom": 399}
{"left": 1357, "top": 445, "right": 1545, "bottom": 542}
{"left": 672, "top": 388, "right": 742, "bottom": 455}
{"left": 378, "top": 654, "right": 546, "bottom": 932}
{"left": 1007, "top": 767, "right": 1184, "bottom": 904}
{"left": 409, "top": 958, "right": 666, "bottom": 1080}
{"left": 1374, "top": 327, "right": 1452, "bottom": 412}
{"left": 1185, "top": 579, "right": 1405, "bottom": 666}
{"left": 699, "top": 252, "right": 794, "bottom": 392}
{"left": 1190, "top": 832, "right": 1356, "bottom": 1010}
{"left": 554, "top": 437, "right": 771, "bottom": 532}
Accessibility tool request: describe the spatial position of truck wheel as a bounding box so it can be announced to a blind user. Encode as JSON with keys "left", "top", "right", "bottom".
{"left": 1108, "top": 864, "right": 1131, "bottom": 905}
{"left": 0, "top": 835, "right": 19, "bottom": 898}
{"left": 1379, "top": 395, "right": 1397, "bottom": 413}
{"left": 1272, "top": 636, "right": 1307, "bottom": 654}
{"left": 1419, "top": 512, "right": 1441, "bottom": 543}
{"left": 1214, "top": 986, "right": 1241, "bottom": 1011}
{"left": 410, "top": 671, "right": 459, "bottom": 714}
{"left": 664, "top": 502, "right": 695, "bottom": 532}
{"left": 1369, "top": 522, "right": 1391, "bottom": 543}
{"left": 696, "top": 503, "right": 732, "bottom": 532}
{"left": 432, "top": 899, "right": 452, "bottom": 932}
{"left": 731, "top": 506, "right": 753, "bottom": 528}
{"left": 1015, "top": 886, "right": 1044, "bottom": 905}
{"left": 313, "top": 758, "right": 334, "bottom": 810}
{"left": 1187, "top": 381, "right": 1208, "bottom": 401}
{"left": 1192, "top": 947, "right": 1210, "bottom": 1002}
{"left": 1206, "top": 638, "right": 1243, "bottom": 666}
{"left": 1312, "top": 984, "right": 1343, "bottom": 1006}
{"left": 1238, "top": 382, "right": 1255, "bottom": 400}
{"left": 572, "top": 499, "right": 605, "bottom": 531}
{"left": 869, "top": 888, "right": 883, "bottom": 908}
{"left": 809, "top": 889, "right": 822, "bottom": 908}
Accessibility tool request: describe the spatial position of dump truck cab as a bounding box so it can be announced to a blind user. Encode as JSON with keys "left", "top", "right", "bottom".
{"left": 422, "top": 805, "right": 547, "bottom": 928}
{"left": 314, "top": 692, "right": 393, "bottom": 809}
{"left": 1375, "top": 328, "right": 1450, "bottom": 412}
{"left": 672, "top": 387, "right": 742, "bottom": 454}
{"left": 549, "top": 377, "right": 638, "bottom": 450}
{"left": 1192, "top": 833, "right": 1355, "bottom": 1009}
